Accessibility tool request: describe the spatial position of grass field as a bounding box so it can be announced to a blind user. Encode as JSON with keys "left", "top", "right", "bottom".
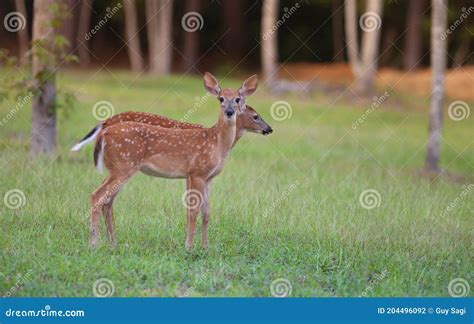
{"left": 1, "top": 70, "right": 473, "bottom": 297}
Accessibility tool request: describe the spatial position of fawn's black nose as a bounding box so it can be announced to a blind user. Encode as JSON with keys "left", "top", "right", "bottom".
{"left": 225, "top": 108, "right": 235, "bottom": 118}
{"left": 262, "top": 127, "right": 273, "bottom": 135}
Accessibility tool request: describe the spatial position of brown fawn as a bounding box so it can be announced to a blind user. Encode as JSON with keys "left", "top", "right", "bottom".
{"left": 70, "top": 106, "right": 272, "bottom": 152}
{"left": 85, "top": 73, "right": 269, "bottom": 249}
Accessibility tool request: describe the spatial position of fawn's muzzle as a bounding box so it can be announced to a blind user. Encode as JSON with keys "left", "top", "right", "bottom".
{"left": 225, "top": 107, "right": 235, "bottom": 118}
{"left": 262, "top": 127, "right": 273, "bottom": 135}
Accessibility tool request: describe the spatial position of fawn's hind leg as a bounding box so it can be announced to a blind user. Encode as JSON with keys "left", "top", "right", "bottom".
{"left": 90, "top": 174, "right": 130, "bottom": 247}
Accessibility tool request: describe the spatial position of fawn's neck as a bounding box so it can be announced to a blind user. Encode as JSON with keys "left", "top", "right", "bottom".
{"left": 212, "top": 111, "right": 236, "bottom": 155}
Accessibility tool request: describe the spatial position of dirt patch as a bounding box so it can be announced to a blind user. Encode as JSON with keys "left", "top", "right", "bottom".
{"left": 279, "top": 63, "right": 474, "bottom": 102}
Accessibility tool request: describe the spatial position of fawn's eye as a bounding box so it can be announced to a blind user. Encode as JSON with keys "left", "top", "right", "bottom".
{"left": 235, "top": 98, "right": 241, "bottom": 104}
{"left": 253, "top": 115, "right": 259, "bottom": 121}
{"left": 219, "top": 97, "right": 224, "bottom": 103}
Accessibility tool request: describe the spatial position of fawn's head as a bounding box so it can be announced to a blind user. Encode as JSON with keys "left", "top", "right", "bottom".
{"left": 203, "top": 72, "right": 258, "bottom": 120}
{"left": 241, "top": 105, "right": 273, "bottom": 135}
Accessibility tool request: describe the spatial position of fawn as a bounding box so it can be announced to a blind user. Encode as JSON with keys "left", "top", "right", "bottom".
{"left": 85, "top": 73, "right": 269, "bottom": 249}
{"left": 70, "top": 106, "right": 272, "bottom": 153}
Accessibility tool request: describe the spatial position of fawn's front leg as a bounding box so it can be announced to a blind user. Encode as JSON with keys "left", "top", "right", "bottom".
{"left": 185, "top": 176, "right": 206, "bottom": 250}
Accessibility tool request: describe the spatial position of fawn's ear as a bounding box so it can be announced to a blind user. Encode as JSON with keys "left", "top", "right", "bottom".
{"left": 203, "top": 72, "right": 221, "bottom": 96}
{"left": 239, "top": 75, "right": 258, "bottom": 97}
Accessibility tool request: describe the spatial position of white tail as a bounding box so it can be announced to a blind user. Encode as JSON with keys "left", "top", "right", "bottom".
{"left": 71, "top": 124, "right": 102, "bottom": 151}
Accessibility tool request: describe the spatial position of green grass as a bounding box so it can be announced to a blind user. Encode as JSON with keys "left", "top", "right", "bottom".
{"left": 0, "top": 70, "right": 473, "bottom": 297}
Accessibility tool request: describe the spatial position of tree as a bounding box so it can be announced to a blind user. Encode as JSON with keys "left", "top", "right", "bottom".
{"left": 261, "top": 0, "right": 279, "bottom": 86}
{"left": 14, "top": 0, "right": 29, "bottom": 63}
{"left": 425, "top": 0, "right": 448, "bottom": 172}
{"left": 123, "top": 0, "right": 144, "bottom": 71}
{"left": 182, "top": 0, "right": 201, "bottom": 72}
{"left": 344, "top": 0, "right": 361, "bottom": 77}
{"left": 30, "top": 0, "right": 59, "bottom": 156}
{"left": 146, "top": 0, "right": 173, "bottom": 74}
{"left": 403, "top": 0, "right": 425, "bottom": 70}
{"left": 332, "top": 0, "right": 345, "bottom": 62}
{"left": 77, "top": 0, "right": 92, "bottom": 66}
{"left": 344, "top": 0, "right": 384, "bottom": 95}
{"left": 223, "top": 1, "right": 244, "bottom": 59}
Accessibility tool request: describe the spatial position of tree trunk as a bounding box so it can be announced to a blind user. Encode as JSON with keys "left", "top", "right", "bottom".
{"left": 403, "top": 0, "right": 425, "bottom": 70}
{"left": 332, "top": 0, "right": 345, "bottom": 62}
{"left": 14, "top": 0, "right": 29, "bottom": 63}
{"left": 145, "top": 0, "right": 159, "bottom": 73}
{"left": 182, "top": 0, "right": 200, "bottom": 72}
{"left": 357, "top": 0, "right": 383, "bottom": 95}
{"left": 77, "top": 0, "right": 93, "bottom": 66}
{"left": 344, "top": 0, "right": 361, "bottom": 77}
{"left": 223, "top": 0, "right": 244, "bottom": 59}
{"left": 157, "top": 0, "right": 173, "bottom": 74}
{"left": 123, "top": 0, "right": 144, "bottom": 71}
{"left": 261, "top": 0, "right": 279, "bottom": 85}
{"left": 30, "top": 0, "right": 58, "bottom": 156}
{"left": 452, "top": 37, "right": 470, "bottom": 68}
{"left": 379, "top": 26, "right": 397, "bottom": 66}
{"left": 59, "top": 0, "right": 80, "bottom": 55}
{"left": 425, "top": 0, "right": 448, "bottom": 172}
